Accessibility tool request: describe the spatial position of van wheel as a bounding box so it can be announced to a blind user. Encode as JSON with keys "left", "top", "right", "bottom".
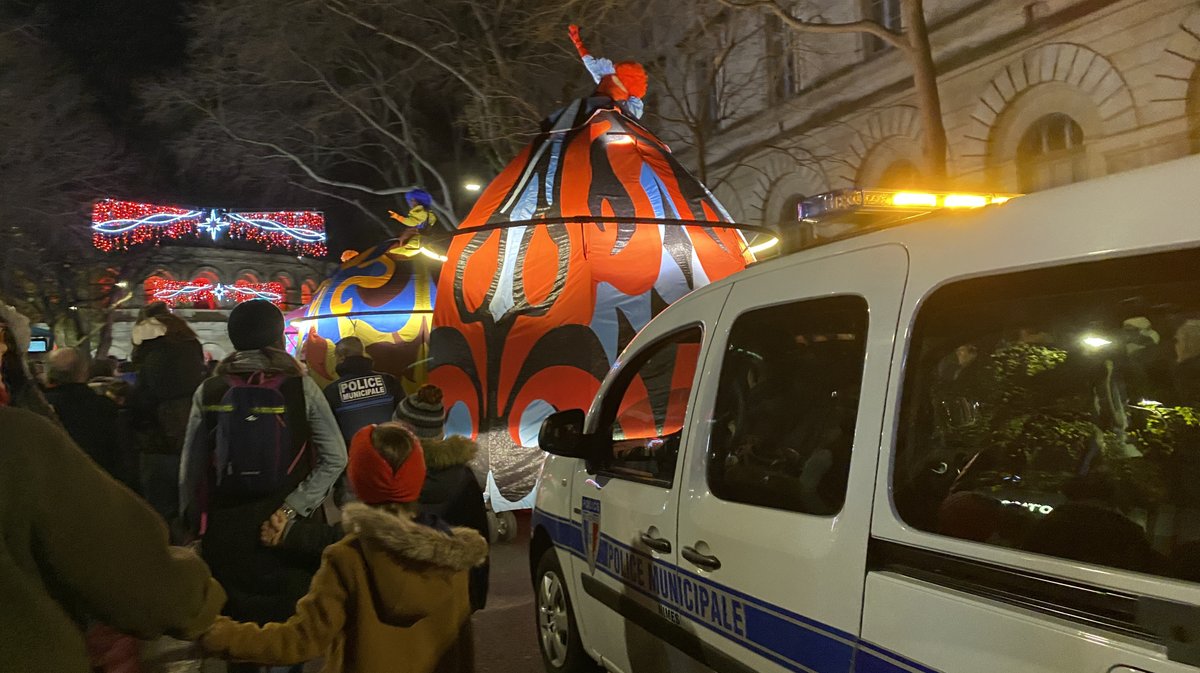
{"left": 497, "top": 510, "right": 519, "bottom": 543}
{"left": 487, "top": 511, "right": 500, "bottom": 544}
{"left": 535, "top": 548, "right": 597, "bottom": 672}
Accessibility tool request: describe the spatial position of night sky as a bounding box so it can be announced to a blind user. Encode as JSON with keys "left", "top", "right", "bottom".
{"left": 22, "top": 0, "right": 188, "bottom": 124}
{"left": 10, "top": 0, "right": 402, "bottom": 252}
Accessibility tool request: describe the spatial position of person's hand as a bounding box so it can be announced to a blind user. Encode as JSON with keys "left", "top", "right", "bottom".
{"left": 85, "top": 624, "right": 142, "bottom": 673}
{"left": 199, "top": 616, "right": 235, "bottom": 653}
{"left": 260, "top": 510, "right": 288, "bottom": 547}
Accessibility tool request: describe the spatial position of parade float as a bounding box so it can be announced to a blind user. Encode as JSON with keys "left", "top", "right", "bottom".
{"left": 292, "top": 234, "right": 441, "bottom": 391}
{"left": 429, "top": 26, "right": 775, "bottom": 510}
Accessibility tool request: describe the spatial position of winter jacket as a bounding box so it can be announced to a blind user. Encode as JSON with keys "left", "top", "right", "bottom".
{"left": 201, "top": 503, "right": 487, "bottom": 673}
{"left": 179, "top": 348, "right": 348, "bottom": 624}
{"left": 131, "top": 330, "right": 207, "bottom": 454}
{"left": 7, "top": 378, "right": 57, "bottom": 420}
{"left": 420, "top": 435, "right": 490, "bottom": 611}
{"left": 0, "top": 407, "right": 225, "bottom": 673}
{"left": 43, "top": 382, "right": 130, "bottom": 487}
{"left": 323, "top": 355, "right": 403, "bottom": 444}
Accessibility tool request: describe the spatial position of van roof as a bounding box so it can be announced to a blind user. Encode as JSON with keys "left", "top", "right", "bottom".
{"left": 686, "top": 153, "right": 1200, "bottom": 306}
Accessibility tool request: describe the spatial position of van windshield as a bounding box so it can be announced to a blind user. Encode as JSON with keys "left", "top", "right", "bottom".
{"left": 897, "top": 247, "right": 1200, "bottom": 584}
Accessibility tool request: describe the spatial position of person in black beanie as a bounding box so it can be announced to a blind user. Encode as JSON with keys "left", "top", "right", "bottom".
{"left": 396, "top": 384, "right": 491, "bottom": 611}
{"left": 179, "top": 300, "right": 347, "bottom": 647}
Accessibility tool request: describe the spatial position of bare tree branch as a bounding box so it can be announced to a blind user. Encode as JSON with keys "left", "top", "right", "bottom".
{"left": 324, "top": 0, "right": 490, "bottom": 104}
{"left": 718, "top": 0, "right": 908, "bottom": 51}
{"left": 286, "top": 179, "right": 394, "bottom": 237}
{"left": 196, "top": 103, "right": 419, "bottom": 197}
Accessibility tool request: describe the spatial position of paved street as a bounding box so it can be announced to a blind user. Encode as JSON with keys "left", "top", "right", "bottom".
{"left": 474, "top": 512, "right": 541, "bottom": 673}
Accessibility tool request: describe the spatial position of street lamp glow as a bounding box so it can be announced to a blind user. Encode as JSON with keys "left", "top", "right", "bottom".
{"left": 1081, "top": 335, "right": 1112, "bottom": 348}
{"left": 464, "top": 182, "right": 482, "bottom": 192}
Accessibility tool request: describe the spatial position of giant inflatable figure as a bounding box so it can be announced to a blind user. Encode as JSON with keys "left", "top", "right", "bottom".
{"left": 297, "top": 236, "right": 437, "bottom": 391}
{"left": 430, "top": 27, "right": 763, "bottom": 507}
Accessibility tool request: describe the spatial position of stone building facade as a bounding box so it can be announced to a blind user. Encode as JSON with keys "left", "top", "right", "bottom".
{"left": 107, "top": 246, "right": 331, "bottom": 361}
{"left": 648, "top": 0, "right": 1200, "bottom": 240}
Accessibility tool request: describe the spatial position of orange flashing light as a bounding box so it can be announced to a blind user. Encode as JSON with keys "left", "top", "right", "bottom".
{"left": 892, "top": 192, "right": 939, "bottom": 207}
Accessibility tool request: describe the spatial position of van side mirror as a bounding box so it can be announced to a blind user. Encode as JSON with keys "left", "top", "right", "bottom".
{"left": 539, "top": 409, "right": 592, "bottom": 459}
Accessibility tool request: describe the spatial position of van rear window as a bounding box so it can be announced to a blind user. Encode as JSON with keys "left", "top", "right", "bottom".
{"left": 896, "top": 247, "right": 1200, "bottom": 584}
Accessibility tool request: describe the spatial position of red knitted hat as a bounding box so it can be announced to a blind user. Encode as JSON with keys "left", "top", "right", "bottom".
{"left": 347, "top": 424, "right": 426, "bottom": 505}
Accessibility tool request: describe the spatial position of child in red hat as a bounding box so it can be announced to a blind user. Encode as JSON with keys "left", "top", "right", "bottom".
{"left": 201, "top": 422, "right": 487, "bottom": 673}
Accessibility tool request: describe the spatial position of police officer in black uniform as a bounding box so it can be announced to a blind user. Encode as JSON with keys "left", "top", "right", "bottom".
{"left": 322, "top": 337, "right": 403, "bottom": 444}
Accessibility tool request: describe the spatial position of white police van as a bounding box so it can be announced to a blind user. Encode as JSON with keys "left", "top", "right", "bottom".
{"left": 529, "top": 155, "right": 1200, "bottom": 673}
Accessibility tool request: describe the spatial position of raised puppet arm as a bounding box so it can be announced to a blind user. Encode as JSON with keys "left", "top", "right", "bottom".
{"left": 568, "top": 24, "right": 614, "bottom": 84}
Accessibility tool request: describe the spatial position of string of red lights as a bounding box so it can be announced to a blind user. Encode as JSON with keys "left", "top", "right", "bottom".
{"left": 91, "top": 198, "right": 327, "bottom": 257}
{"left": 145, "top": 278, "right": 287, "bottom": 308}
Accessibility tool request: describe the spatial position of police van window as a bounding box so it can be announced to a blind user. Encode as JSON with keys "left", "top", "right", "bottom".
{"left": 708, "top": 296, "right": 868, "bottom": 514}
{"left": 896, "top": 247, "right": 1200, "bottom": 584}
{"left": 601, "top": 327, "right": 703, "bottom": 485}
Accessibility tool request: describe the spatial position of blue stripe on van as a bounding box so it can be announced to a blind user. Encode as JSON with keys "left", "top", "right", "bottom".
{"left": 532, "top": 509, "right": 938, "bottom": 673}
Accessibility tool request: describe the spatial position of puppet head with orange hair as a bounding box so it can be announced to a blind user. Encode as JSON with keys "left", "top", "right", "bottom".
{"left": 615, "top": 62, "right": 647, "bottom": 99}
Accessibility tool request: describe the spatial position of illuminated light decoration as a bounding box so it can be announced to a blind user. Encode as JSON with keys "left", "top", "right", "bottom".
{"left": 91, "top": 199, "right": 327, "bottom": 256}
{"left": 147, "top": 277, "right": 286, "bottom": 308}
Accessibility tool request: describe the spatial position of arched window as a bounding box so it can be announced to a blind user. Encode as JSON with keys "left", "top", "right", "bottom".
{"left": 878, "top": 160, "right": 920, "bottom": 189}
{"left": 1017, "top": 113, "right": 1086, "bottom": 192}
{"left": 235, "top": 270, "right": 261, "bottom": 285}
{"left": 190, "top": 269, "right": 221, "bottom": 310}
{"left": 864, "top": 0, "right": 901, "bottom": 55}
{"left": 275, "top": 272, "right": 298, "bottom": 308}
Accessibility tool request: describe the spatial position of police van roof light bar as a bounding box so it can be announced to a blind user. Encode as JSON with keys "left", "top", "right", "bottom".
{"left": 799, "top": 188, "right": 1020, "bottom": 222}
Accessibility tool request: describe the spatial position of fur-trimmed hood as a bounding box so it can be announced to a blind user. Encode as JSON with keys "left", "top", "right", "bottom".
{"left": 341, "top": 503, "right": 487, "bottom": 627}
{"left": 421, "top": 435, "right": 478, "bottom": 471}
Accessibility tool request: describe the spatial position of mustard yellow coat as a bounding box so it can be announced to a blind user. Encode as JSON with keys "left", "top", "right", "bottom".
{"left": 202, "top": 503, "right": 488, "bottom": 673}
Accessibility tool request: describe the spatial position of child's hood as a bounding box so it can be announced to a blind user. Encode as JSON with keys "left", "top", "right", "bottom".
{"left": 342, "top": 503, "right": 487, "bottom": 626}
{"left": 421, "top": 435, "right": 478, "bottom": 470}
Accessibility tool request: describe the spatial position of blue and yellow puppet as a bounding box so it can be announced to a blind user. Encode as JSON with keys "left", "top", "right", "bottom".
{"left": 388, "top": 189, "right": 438, "bottom": 246}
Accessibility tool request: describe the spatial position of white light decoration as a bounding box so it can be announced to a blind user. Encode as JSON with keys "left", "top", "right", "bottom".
{"left": 147, "top": 278, "right": 285, "bottom": 308}
{"left": 92, "top": 199, "right": 327, "bottom": 256}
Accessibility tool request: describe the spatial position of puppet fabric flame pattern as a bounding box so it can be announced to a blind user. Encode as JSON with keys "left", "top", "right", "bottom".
{"left": 298, "top": 238, "right": 436, "bottom": 391}
{"left": 431, "top": 100, "right": 754, "bottom": 504}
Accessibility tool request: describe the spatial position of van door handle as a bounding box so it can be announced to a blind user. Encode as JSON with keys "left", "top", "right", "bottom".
{"left": 639, "top": 531, "right": 672, "bottom": 553}
{"left": 682, "top": 545, "right": 721, "bottom": 571}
